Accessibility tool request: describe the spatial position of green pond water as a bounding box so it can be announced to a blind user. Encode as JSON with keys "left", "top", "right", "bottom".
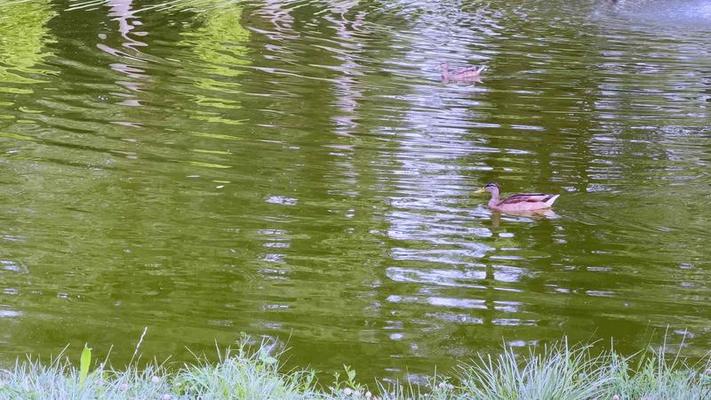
{"left": 1, "top": 0, "right": 710, "bottom": 383}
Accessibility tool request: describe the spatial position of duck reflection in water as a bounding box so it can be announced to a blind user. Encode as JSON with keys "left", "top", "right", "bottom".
{"left": 488, "top": 206, "right": 558, "bottom": 229}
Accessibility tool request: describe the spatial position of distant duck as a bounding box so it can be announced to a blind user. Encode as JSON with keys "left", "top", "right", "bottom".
{"left": 440, "top": 62, "right": 487, "bottom": 83}
{"left": 476, "top": 182, "right": 559, "bottom": 212}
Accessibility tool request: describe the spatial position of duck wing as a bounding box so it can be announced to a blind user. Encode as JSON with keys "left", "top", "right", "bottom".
{"left": 499, "top": 193, "right": 555, "bottom": 205}
{"left": 452, "top": 66, "right": 486, "bottom": 79}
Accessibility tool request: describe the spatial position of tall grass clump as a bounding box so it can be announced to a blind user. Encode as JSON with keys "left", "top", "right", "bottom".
{"left": 457, "top": 340, "right": 610, "bottom": 400}
{"left": 172, "top": 339, "right": 321, "bottom": 399}
{"left": 0, "top": 337, "right": 708, "bottom": 399}
{"left": 0, "top": 350, "right": 173, "bottom": 400}
{"left": 605, "top": 344, "right": 711, "bottom": 400}
{"left": 456, "top": 339, "right": 710, "bottom": 400}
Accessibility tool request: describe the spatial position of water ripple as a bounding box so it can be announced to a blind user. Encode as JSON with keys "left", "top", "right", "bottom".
{"left": 1, "top": 0, "right": 710, "bottom": 382}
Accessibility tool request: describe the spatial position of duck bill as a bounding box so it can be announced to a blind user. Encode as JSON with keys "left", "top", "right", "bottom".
{"left": 474, "top": 188, "right": 486, "bottom": 194}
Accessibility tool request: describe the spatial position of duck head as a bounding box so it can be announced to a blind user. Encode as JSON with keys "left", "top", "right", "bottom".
{"left": 440, "top": 62, "right": 450, "bottom": 81}
{"left": 475, "top": 182, "right": 501, "bottom": 199}
{"left": 483, "top": 182, "right": 500, "bottom": 194}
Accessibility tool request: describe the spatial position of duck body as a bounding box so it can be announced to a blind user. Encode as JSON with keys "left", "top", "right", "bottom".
{"left": 481, "top": 183, "right": 559, "bottom": 212}
{"left": 441, "top": 62, "right": 487, "bottom": 83}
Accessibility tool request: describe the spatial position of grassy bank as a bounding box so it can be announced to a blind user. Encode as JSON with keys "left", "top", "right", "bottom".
{"left": 0, "top": 339, "right": 708, "bottom": 399}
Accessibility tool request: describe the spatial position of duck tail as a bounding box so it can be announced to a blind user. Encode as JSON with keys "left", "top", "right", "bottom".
{"left": 545, "top": 194, "right": 560, "bottom": 207}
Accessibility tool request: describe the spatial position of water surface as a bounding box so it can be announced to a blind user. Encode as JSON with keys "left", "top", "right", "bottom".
{"left": 1, "top": 0, "right": 710, "bottom": 382}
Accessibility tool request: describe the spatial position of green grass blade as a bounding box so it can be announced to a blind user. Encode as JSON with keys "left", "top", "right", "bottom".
{"left": 79, "top": 343, "right": 92, "bottom": 385}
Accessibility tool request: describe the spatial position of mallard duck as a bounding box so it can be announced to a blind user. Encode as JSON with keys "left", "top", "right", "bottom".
{"left": 440, "top": 62, "right": 487, "bottom": 83}
{"left": 476, "top": 182, "right": 559, "bottom": 212}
